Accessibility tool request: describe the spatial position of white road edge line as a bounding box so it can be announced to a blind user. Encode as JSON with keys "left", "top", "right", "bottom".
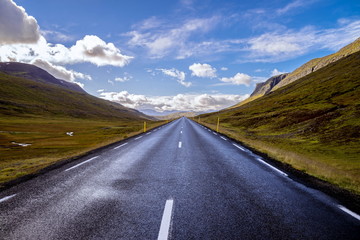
{"left": 178, "top": 141, "right": 182, "bottom": 148}
{"left": 0, "top": 194, "right": 17, "bottom": 203}
{"left": 257, "top": 158, "right": 288, "bottom": 177}
{"left": 157, "top": 199, "right": 174, "bottom": 240}
{"left": 220, "top": 136, "right": 227, "bottom": 141}
{"left": 135, "top": 136, "right": 143, "bottom": 140}
{"left": 65, "top": 156, "right": 99, "bottom": 172}
{"left": 338, "top": 205, "right": 360, "bottom": 221}
{"left": 146, "top": 132, "right": 151, "bottom": 135}
{"left": 233, "top": 144, "right": 246, "bottom": 151}
{"left": 114, "top": 142, "right": 128, "bottom": 149}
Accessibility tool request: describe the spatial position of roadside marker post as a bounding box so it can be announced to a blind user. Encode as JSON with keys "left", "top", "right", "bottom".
{"left": 216, "top": 117, "right": 220, "bottom": 132}
{"left": 144, "top": 121, "right": 147, "bottom": 132}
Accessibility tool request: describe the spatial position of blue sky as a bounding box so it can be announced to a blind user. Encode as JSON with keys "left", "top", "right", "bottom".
{"left": 0, "top": 0, "right": 359, "bottom": 113}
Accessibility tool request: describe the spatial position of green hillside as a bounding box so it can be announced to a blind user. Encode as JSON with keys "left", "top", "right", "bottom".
{"left": 199, "top": 51, "right": 360, "bottom": 194}
{"left": 0, "top": 70, "right": 162, "bottom": 187}
{"left": 0, "top": 71, "right": 149, "bottom": 120}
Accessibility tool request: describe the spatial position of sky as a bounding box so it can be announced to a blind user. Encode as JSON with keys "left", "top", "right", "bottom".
{"left": 0, "top": 0, "right": 359, "bottom": 114}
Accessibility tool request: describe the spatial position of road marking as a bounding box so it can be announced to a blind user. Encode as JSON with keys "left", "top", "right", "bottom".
{"left": 146, "top": 132, "right": 151, "bottom": 135}
{"left": 114, "top": 142, "right": 128, "bottom": 149}
{"left": 220, "top": 136, "right": 227, "bottom": 141}
{"left": 135, "top": 136, "right": 143, "bottom": 140}
{"left": 180, "top": 131, "right": 183, "bottom": 134}
{"left": 0, "top": 194, "right": 17, "bottom": 203}
{"left": 233, "top": 144, "right": 246, "bottom": 151}
{"left": 65, "top": 156, "right": 99, "bottom": 172}
{"left": 178, "top": 141, "right": 182, "bottom": 148}
{"left": 257, "top": 158, "right": 288, "bottom": 177}
{"left": 213, "top": 132, "right": 217, "bottom": 135}
{"left": 338, "top": 205, "right": 360, "bottom": 221}
{"left": 208, "top": 129, "right": 211, "bottom": 132}
{"left": 157, "top": 199, "right": 174, "bottom": 240}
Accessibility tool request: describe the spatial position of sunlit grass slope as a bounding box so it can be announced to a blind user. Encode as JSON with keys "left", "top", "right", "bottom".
{"left": 199, "top": 51, "right": 360, "bottom": 194}
{"left": 0, "top": 71, "right": 163, "bottom": 186}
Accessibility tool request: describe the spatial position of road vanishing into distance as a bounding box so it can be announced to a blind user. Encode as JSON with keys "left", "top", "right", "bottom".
{"left": 0, "top": 117, "right": 359, "bottom": 239}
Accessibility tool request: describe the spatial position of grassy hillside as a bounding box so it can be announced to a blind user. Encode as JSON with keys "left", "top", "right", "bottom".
{"left": 0, "top": 72, "right": 149, "bottom": 120}
{"left": 0, "top": 71, "right": 163, "bottom": 186}
{"left": 199, "top": 51, "right": 360, "bottom": 194}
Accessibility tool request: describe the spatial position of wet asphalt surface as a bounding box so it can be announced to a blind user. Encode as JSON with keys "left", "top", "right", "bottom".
{"left": 0, "top": 117, "right": 359, "bottom": 239}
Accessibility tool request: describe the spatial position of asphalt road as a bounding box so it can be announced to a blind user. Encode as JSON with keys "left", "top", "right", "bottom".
{"left": 0, "top": 117, "right": 359, "bottom": 239}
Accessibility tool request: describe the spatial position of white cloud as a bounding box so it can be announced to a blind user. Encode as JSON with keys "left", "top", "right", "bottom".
{"left": 0, "top": 0, "right": 40, "bottom": 44}
{"left": 158, "top": 68, "right": 191, "bottom": 87}
{"left": 220, "top": 73, "right": 252, "bottom": 86}
{"left": 271, "top": 68, "right": 286, "bottom": 76}
{"left": 0, "top": 35, "right": 133, "bottom": 67}
{"left": 100, "top": 91, "right": 249, "bottom": 112}
{"left": 220, "top": 67, "right": 228, "bottom": 71}
{"left": 114, "top": 73, "right": 132, "bottom": 82}
{"left": 126, "top": 16, "right": 219, "bottom": 58}
{"left": 31, "top": 59, "right": 91, "bottom": 83}
{"left": 276, "top": 0, "right": 313, "bottom": 15}
{"left": 97, "top": 89, "right": 105, "bottom": 93}
{"left": 189, "top": 63, "right": 217, "bottom": 78}
{"left": 69, "top": 35, "right": 133, "bottom": 67}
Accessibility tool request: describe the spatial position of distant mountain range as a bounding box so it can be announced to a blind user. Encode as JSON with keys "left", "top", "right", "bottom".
{"left": 0, "top": 62, "right": 151, "bottom": 120}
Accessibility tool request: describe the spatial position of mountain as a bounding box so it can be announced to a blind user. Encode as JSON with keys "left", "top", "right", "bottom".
{"left": 155, "top": 111, "right": 200, "bottom": 120}
{"left": 139, "top": 109, "right": 181, "bottom": 116}
{"left": 0, "top": 63, "right": 150, "bottom": 120}
{"left": 235, "top": 38, "right": 360, "bottom": 108}
{"left": 272, "top": 37, "right": 360, "bottom": 91}
{"left": 199, "top": 50, "right": 360, "bottom": 194}
{"left": 250, "top": 73, "right": 288, "bottom": 97}
{"left": 0, "top": 62, "right": 86, "bottom": 94}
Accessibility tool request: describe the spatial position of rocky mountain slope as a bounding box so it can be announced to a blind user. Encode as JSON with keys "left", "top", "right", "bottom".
{"left": 272, "top": 37, "right": 360, "bottom": 91}
{"left": 235, "top": 38, "right": 360, "bottom": 108}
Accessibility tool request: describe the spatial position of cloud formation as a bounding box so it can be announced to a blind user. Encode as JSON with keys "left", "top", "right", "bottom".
{"left": 189, "top": 63, "right": 217, "bottom": 78}
{"left": 220, "top": 73, "right": 252, "bottom": 86}
{"left": 158, "top": 68, "right": 191, "bottom": 87}
{"left": 114, "top": 73, "right": 132, "bottom": 82}
{"left": 31, "top": 59, "right": 91, "bottom": 82}
{"left": 100, "top": 91, "right": 249, "bottom": 112}
{"left": 0, "top": 0, "right": 40, "bottom": 44}
{"left": 126, "top": 16, "right": 219, "bottom": 58}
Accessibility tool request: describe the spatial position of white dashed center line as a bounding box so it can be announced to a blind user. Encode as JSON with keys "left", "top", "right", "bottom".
{"left": 0, "top": 194, "right": 17, "bottom": 203}
{"left": 114, "top": 142, "right": 128, "bottom": 149}
{"left": 157, "top": 199, "right": 174, "bottom": 240}
{"left": 65, "top": 156, "right": 99, "bottom": 172}
{"left": 178, "top": 141, "right": 182, "bottom": 148}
